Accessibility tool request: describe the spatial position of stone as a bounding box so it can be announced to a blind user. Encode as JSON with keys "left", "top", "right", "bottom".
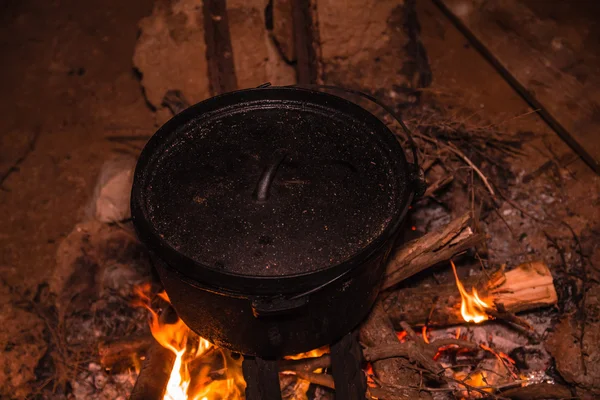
{"left": 227, "top": 0, "right": 296, "bottom": 89}
{"left": 88, "top": 156, "right": 136, "bottom": 223}
{"left": 545, "top": 285, "right": 600, "bottom": 397}
{"left": 316, "top": 0, "right": 431, "bottom": 101}
{"left": 133, "top": 0, "right": 210, "bottom": 111}
{"left": 50, "top": 220, "right": 151, "bottom": 313}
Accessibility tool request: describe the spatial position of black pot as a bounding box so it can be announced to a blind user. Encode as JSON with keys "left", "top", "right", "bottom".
{"left": 131, "top": 86, "right": 418, "bottom": 358}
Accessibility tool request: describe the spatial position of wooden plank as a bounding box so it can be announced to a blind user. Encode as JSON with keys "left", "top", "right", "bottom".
{"left": 291, "top": 0, "right": 319, "bottom": 84}
{"left": 435, "top": 0, "right": 600, "bottom": 174}
{"left": 203, "top": 0, "right": 238, "bottom": 94}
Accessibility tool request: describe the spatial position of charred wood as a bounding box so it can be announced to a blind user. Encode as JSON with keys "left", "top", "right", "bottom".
{"left": 383, "top": 213, "right": 485, "bottom": 290}
{"left": 129, "top": 341, "right": 176, "bottom": 400}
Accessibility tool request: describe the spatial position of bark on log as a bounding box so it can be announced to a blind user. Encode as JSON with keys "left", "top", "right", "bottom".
{"left": 279, "top": 354, "right": 331, "bottom": 373}
{"left": 359, "top": 302, "right": 431, "bottom": 400}
{"left": 98, "top": 333, "right": 153, "bottom": 371}
{"left": 383, "top": 213, "right": 485, "bottom": 290}
{"left": 384, "top": 261, "right": 558, "bottom": 328}
{"left": 129, "top": 341, "right": 176, "bottom": 400}
{"left": 500, "top": 383, "right": 572, "bottom": 400}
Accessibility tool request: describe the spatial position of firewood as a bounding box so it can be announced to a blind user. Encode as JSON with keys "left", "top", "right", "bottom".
{"left": 98, "top": 333, "right": 154, "bottom": 371}
{"left": 359, "top": 302, "right": 432, "bottom": 400}
{"left": 499, "top": 382, "right": 572, "bottom": 400}
{"left": 129, "top": 341, "right": 176, "bottom": 400}
{"left": 384, "top": 261, "right": 558, "bottom": 328}
{"left": 279, "top": 354, "right": 331, "bottom": 373}
{"left": 382, "top": 213, "right": 485, "bottom": 290}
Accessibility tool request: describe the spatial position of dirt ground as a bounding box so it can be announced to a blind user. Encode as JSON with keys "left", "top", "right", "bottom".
{"left": 0, "top": 0, "right": 599, "bottom": 398}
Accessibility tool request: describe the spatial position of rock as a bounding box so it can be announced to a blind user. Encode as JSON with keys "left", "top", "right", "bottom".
{"left": 0, "top": 282, "right": 47, "bottom": 399}
{"left": 227, "top": 0, "right": 296, "bottom": 88}
{"left": 50, "top": 220, "right": 151, "bottom": 313}
{"left": 316, "top": 0, "right": 431, "bottom": 101}
{"left": 133, "top": 0, "right": 295, "bottom": 123}
{"left": 270, "top": 0, "right": 295, "bottom": 63}
{"left": 133, "top": 0, "right": 211, "bottom": 111}
{"left": 88, "top": 156, "right": 136, "bottom": 223}
{"left": 545, "top": 286, "right": 600, "bottom": 397}
{"left": 71, "top": 362, "right": 136, "bottom": 400}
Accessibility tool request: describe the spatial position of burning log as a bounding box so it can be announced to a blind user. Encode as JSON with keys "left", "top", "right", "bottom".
{"left": 384, "top": 261, "right": 558, "bottom": 328}
{"left": 130, "top": 341, "right": 176, "bottom": 400}
{"left": 382, "top": 213, "right": 485, "bottom": 290}
{"left": 359, "top": 302, "right": 432, "bottom": 400}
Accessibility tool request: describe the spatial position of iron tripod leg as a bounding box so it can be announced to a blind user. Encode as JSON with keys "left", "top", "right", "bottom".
{"left": 242, "top": 356, "right": 283, "bottom": 400}
{"left": 242, "top": 331, "right": 366, "bottom": 400}
{"left": 330, "top": 331, "right": 367, "bottom": 400}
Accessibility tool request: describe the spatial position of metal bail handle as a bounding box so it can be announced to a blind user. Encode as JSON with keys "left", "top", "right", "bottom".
{"left": 282, "top": 84, "right": 426, "bottom": 198}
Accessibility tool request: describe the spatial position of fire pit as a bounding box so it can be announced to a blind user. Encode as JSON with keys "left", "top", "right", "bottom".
{"left": 130, "top": 86, "right": 421, "bottom": 399}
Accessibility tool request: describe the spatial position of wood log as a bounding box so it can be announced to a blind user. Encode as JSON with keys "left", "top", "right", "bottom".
{"left": 98, "top": 333, "right": 153, "bottom": 371}
{"left": 499, "top": 383, "right": 572, "bottom": 400}
{"left": 384, "top": 261, "right": 558, "bottom": 328}
{"left": 383, "top": 213, "right": 485, "bottom": 290}
{"left": 130, "top": 341, "right": 176, "bottom": 400}
{"left": 359, "top": 302, "right": 430, "bottom": 400}
{"left": 279, "top": 354, "right": 331, "bottom": 373}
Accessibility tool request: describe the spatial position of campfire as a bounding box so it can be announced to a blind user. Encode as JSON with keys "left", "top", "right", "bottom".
{"left": 117, "top": 212, "right": 559, "bottom": 400}
{"left": 4, "top": 0, "right": 599, "bottom": 399}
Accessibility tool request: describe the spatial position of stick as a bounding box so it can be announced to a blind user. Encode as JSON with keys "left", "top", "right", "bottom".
{"left": 279, "top": 354, "right": 331, "bottom": 373}
{"left": 384, "top": 261, "right": 558, "bottom": 328}
{"left": 291, "top": 371, "right": 335, "bottom": 390}
{"left": 446, "top": 142, "right": 495, "bottom": 197}
{"left": 423, "top": 175, "right": 454, "bottom": 198}
{"left": 383, "top": 213, "right": 485, "bottom": 290}
{"left": 362, "top": 338, "right": 478, "bottom": 363}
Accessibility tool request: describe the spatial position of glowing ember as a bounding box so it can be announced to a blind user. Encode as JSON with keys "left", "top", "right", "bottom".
{"left": 450, "top": 260, "right": 491, "bottom": 323}
{"left": 396, "top": 331, "right": 408, "bottom": 342}
{"left": 421, "top": 326, "right": 430, "bottom": 344}
{"left": 133, "top": 284, "right": 244, "bottom": 400}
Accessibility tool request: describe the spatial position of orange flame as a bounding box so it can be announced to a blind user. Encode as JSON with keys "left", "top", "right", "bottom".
{"left": 450, "top": 261, "right": 491, "bottom": 323}
{"left": 133, "top": 284, "right": 244, "bottom": 400}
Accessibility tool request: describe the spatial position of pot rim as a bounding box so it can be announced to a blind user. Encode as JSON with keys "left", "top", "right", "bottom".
{"left": 131, "top": 86, "right": 414, "bottom": 295}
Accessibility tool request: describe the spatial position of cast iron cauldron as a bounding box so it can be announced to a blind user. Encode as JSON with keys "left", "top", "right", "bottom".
{"left": 131, "top": 86, "right": 420, "bottom": 358}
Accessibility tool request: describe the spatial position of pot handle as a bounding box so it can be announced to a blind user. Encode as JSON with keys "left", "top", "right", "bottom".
{"left": 251, "top": 295, "right": 309, "bottom": 318}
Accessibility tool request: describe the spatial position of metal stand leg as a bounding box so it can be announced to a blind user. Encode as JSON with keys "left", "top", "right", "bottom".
{"left": 330, "top": 332, "right": 367, "bottom": 400}
{"left": 242, "top": 356, "right": 283, "bottom": 400}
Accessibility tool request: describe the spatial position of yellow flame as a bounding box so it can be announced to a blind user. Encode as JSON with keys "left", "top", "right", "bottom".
{"left": 454, "top": 370, "right": 493, "bottom": 394}
{"left": 134, "top": 284, "right": 324, "bottom": 400}
{"left": 284, "top": 346, "right": 329, "bottom": 360}
{"left": 450, "top": 261, "right": 491, "bottom": 323}
{"left": 133, "top": 284, "right": 243, "bottom": 400}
